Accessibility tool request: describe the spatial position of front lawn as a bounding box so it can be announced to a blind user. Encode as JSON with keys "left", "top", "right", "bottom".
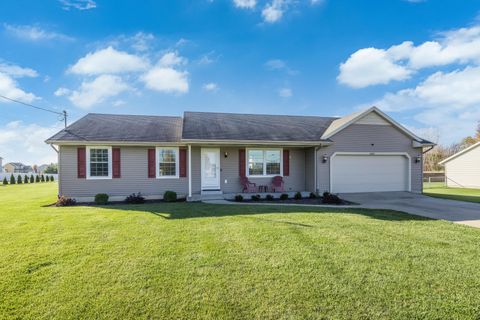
{"left": 424, "top": 182, "right": 480, "bottom": 203}
{"left": 2, "top": 183, "right": 480, "bottom": 319}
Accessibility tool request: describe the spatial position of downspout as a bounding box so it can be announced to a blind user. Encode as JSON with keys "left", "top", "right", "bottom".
{"left": 188, "top": 144, "right": 192, "bottom": 199}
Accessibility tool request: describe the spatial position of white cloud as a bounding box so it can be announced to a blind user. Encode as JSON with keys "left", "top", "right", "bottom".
{"left": 59, "top": 0, "right": 97, "bottom": 10}
{"left": 0, "top": 121, "right": 62, "bottom": 165}
{"left": 262, "top": 0, "right": 285, "bottom": 23}
{"left": 0, "top": 62, "right": 38, "bottom": 78}
{"left": 113, "top": 99, "right": 126, "bottom": 107}
{"left": 54, "top": 87, "right": 71, "bottom": 97}
{"left": 368, "top": 66, "right": 480, "bottom": 144}
{"left": 69, "top": 46, "right": 148, "bottom": 75}
{"left": 339, "top": 25, "right": 480, "bottom": 88}
{"left": 265, "top": 59, "right": 287, "bottom": 70}
{"left": 0, "top": 72, "right": 37, "bottom": 103}
{"left": 198, "top": 51, "right": 217, "bottom": 65}
{"left": 233, "top": 0, "right": 256, "bottom": 9}
{"left": 141, "top": 67, "right": 189, "bottom": 94}
{"left": 4, "top": 24, "right": 73, "bottom": 42}
{"left": 158, "top": 52, "right": 187, "bottom": 67}
{"left": 68, "top": 75, "right": 130, "bottom": 108}
{"left": 338, "top": 48, "right": 412, "bottom": 88}
{"left": 278, "top": 87, "right": 292, "bottom": 97}
{"left": 202, "top": 82, "right": 218, "bottom": 91}
{"left": 130, "top": 32, "right": 154, "bottom": 52}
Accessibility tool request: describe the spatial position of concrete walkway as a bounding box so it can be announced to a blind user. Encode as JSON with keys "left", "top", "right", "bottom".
{"left": 340, "top": 192, "right": 480, "bottom": 228}
{"left": 204, "top": 192, "right": 480, "bottom": 228}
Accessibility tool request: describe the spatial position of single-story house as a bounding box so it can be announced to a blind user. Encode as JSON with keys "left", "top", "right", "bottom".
{"left": 439, "top": 141, "right": 480, "bottom": 189}
{"left": 3, "top": 162, "right": 34, "bottom": 174}
{"left": 46, "top": 107, "right": 434, "bottom": 202}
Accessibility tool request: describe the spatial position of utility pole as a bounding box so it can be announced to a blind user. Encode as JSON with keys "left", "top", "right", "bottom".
{"left": 63, "top": 110, "right": 68, "bottom": 128}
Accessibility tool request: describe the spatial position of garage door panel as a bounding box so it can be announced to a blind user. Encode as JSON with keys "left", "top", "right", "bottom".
{"left": 331, "top": 155, "right": 408, "bottom": 193}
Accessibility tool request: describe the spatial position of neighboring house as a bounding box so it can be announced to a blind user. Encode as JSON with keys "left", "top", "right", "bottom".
{"left": 37, "top": 164, "right": 49, "bottom": 174}
{"left": 3, "top": 162, "right": 33, "bottom": 174}
{"left": 439, "top": 142, "right": 480, "bottom": 188}
{"left": 0, "top": 157, "right": 3, "bottom": 173}
{"left": 45, "top": 107, "right": 434, "bottom": 202}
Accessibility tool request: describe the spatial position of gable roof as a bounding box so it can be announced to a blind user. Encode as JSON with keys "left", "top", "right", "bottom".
{"left": 46, "top": 113, "right": 183, "bottom": 144}
{"left": 45, "top": 107, "right": 433, "bottom": 146}
{"left": 321, "top": 106, "right": 434, "bottom": 145}
{"left": 439, "top": 142, "right": 480, "bottom": 165}
{"left": 5, "top": 162, "right": 26, "bottom": 168}
{"left": 182, "top": 111, "right": 337, "bottom": 142}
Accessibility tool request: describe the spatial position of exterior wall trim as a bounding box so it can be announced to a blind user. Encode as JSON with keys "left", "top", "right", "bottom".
{"left": 329, "top": 152, "right": 412, "bottom": 192}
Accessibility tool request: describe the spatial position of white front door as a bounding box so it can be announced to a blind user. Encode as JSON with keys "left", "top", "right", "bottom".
{"left": 201, "top": 148, "right": 221, "bottom": 190}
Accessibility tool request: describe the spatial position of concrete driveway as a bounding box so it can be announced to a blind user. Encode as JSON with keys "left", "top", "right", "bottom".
{"left": 340, "top": 192, "right": 480, "bottom": 228}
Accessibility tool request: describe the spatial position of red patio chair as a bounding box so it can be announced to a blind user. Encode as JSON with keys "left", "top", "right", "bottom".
{"left": 240, "top": 176, "right": 257, "bottom": 193}
{"left": 270, "top": 176, "right": 285, "bottom": 192}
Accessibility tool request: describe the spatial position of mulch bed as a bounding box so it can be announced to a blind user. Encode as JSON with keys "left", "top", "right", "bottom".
{"left": 231, "top": 197, "right": 355, "bottom": 206}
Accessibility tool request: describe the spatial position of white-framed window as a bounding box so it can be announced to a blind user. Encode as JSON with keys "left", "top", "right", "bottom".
{"left": 156, "top": 147, "right": 179, "bottom": 179}
{"left": 86, "top": 146, "right": 112, "bottom": 179}
{"left": 247, "top": 148, "right": 282, "bottom": 177}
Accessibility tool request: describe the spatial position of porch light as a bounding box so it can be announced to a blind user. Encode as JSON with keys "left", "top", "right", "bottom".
{"left": 322, "top": 155, "right": 328, "bottom": 163}
{"left": 224, "top": 152, "right": 228, "bottom": 158}
{"left": 415, "top": 156, "right": 421, "bottom": 163}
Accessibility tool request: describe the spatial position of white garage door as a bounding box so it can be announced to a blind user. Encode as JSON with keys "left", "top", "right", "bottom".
{"left": 331, "top": 154, "right": 409, "bottom": 193}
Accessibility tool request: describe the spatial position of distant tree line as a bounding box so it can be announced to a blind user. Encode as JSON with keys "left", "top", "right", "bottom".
{"left": 424, "top": 122, "right": 480, "bottom": 172}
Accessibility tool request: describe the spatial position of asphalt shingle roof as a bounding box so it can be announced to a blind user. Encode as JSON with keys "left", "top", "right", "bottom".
{"left": 46, "top": 113, "right": 183, "bottom": 143}
{"left": 182, "top": 112, "right": 337, "bottom": 141}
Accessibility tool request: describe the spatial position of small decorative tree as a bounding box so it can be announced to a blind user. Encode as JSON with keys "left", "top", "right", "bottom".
{"left": 10, "top": 175, "right": 16, "bottom": 185}
{"left": 2, "top": 177, "right": 8, "bottom": 185}
{"left": 24, "top": 175, "right": 29, "bottom": 184}
{"left": 17, "top": 175, "right": 23, "bottom": 184}
{"left": 40, "top": 175, "right": 45, "bottom": 182}
{"left": 50, "top": 175, "right": 55, "bottom": 182}
{"left": 30, "top": 175, "right": 34, "bottom": 183}
{"left": 35, "top": 175, "right": 40, "bottom": 183}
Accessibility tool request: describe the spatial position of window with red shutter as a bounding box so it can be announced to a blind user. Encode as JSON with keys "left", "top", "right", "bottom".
{"left": 77, "top": 147, "right": 86, "bottom": 178}
{"left": 239, "top": 149, "right": 246, "bottom": 177}
{"left": 148, "top": 149, "right": 156, "bottom": 178}
{"left": 283, "top": 149, "right": 290, "bottom": 176}
{"left": 179, "top": 148, "right": 187, "bottom": 177}
{"left": 112, "top": 148, "right": 121, "bottom": 178}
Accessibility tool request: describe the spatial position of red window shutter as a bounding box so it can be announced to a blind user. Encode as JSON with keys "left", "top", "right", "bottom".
{"left": 148, "top": 149, "right": 156, "bottom": 178}
{"left": 283, "top": 149, "right": 290, "bottom": 176}
{"left": 77, "top": 147, "right": 86, "bottom": 179}
{"left": 112, "top": 148, "right": 121, "bottom": 178}
{"left": 179, "top": 148, "right": 187, "bottom": 177}
{"left": 239, "top": 149, "right": 246, "bottom": 177}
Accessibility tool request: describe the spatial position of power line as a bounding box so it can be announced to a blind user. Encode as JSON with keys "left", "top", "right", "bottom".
{"left": 0, "top": 94, "right": 68, "bottom": 127}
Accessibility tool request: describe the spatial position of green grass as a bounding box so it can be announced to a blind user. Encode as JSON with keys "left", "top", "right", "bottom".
{"left": 2, "top": 184, "right": 480, "bottom": 319}
{"left": 424, "top": 182, "right": 480, "bottom": 203}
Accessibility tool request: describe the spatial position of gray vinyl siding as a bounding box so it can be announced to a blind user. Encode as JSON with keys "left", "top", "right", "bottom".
{"left": 59, "top": 145, "right": 308, "bottom": 199}
{"left": 444, "top": 146, "right": 480, "bottom": 188}
{"left": 316, "top": 124, "right": 423, "bottom": 193}
{"left": 218, "top": 147, "right": 306, "bottom": 194}
{"left": 304, "top": 147, "right": 315, "bottom": 192}
{"left": 59, "top": 145, "right": 188, "bottom": 198}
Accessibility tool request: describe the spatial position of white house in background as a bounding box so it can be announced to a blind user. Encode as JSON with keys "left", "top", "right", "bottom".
{"left": 0, "top": 157, "right": 3, "bottom": 173}
{"left": 439, "top": 142, "right": 480, "bottom": 189}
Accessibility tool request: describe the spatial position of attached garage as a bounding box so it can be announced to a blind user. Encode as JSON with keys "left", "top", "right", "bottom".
{"left": 330, "top": 153, "right": 410, "bottom": 193}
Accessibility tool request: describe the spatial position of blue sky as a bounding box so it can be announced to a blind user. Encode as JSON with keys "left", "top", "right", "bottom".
{"left": 0, "top": 0, "right": 479, "bottom": 164}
